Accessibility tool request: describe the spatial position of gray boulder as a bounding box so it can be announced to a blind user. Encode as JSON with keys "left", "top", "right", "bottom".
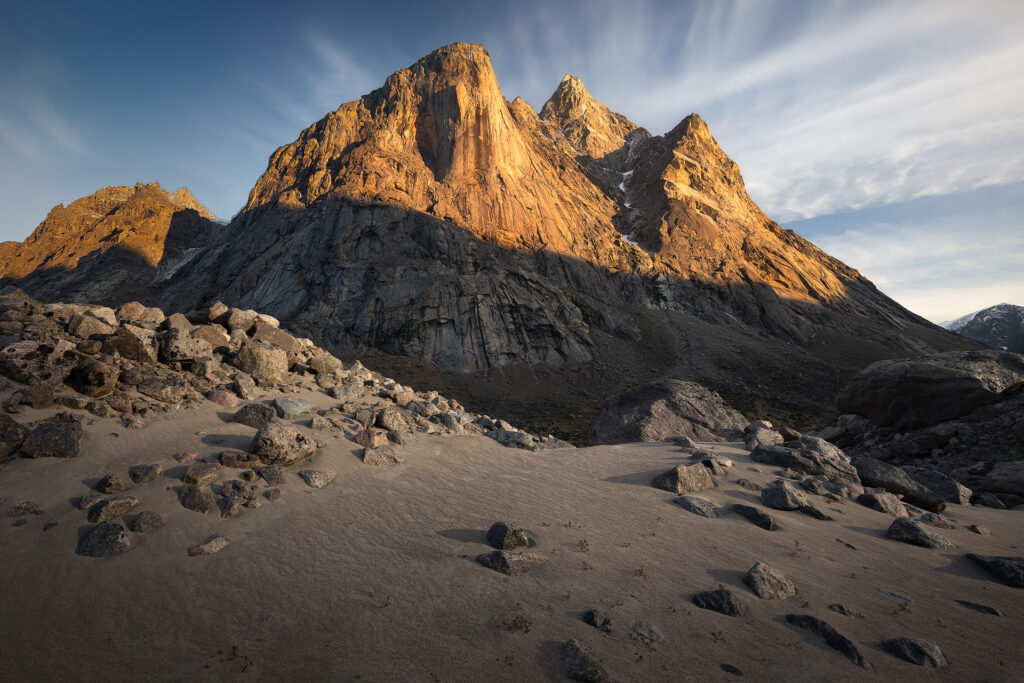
{"left": 651, "top": 463, "right": 715, "bottom": 495}
{"left": 966, "top": 554, "right": 1024, "bottom": 587}
{"left": 852, "top": 455, "right": 946, "bottom": 512}
{"left": 881, "top": 637, "right": 947, "bottom": 668}
{"left": 20, "top": 416, "right": 83, "bottom": 458}
{"left": 887, "top": 517, "right": 953, "bottom": 549}
{"left": 590, "top": 379, "right": 747, "bottom": 445}
{"left": 76, "top": 522, "right": 135, "bottom": 557}
{"left": 761, "top": 480, "right": 809, "bottom": 511}
{"left": 673, "top": 495, "right": 720, "bottom": 518}
{"left": 856, "top": 492, "right": 908, "bottom": 517}
{"left": 743, "top": 561, "right": 795, "bottom": 600}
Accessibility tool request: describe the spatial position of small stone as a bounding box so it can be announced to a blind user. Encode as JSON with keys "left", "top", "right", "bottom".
{"left": 583, "top": 609, "right": 612, "bottom": 633}
{"left": 918, "top": 512, "right": 952, "bottom": 529}
{"left": 240, "top": 470, "right": 257, "bottom": 482}
{"left": 257, "top": 464, "right": 285, "bottom": 485}
{"left": 230, "top": 402, "right": 277, "bottom": 429}
{"left": 966, "top": 524, "right": 989, "bottom": 535}
{"left": 673, "top": 495, "right": 720, "bottom": 518}
{"left": 178, "top": 484, "right": 217, "bottom": 513}
{"left": 719, "top": 663, "right": 744, "bottom": 676}
{"left": 881, "top": 637, "right": 947, "bottom": 668}
{"left": 273, "top": 396, "right": 315, "bottom": 419}
{"left": 631, "top": 620, "right": 663, "bottom": 641}
{"left": 183, "top": 462, "right": 222, "bottom": 486}
{"left": 966, "top": 554, "right": 1024, "bottom": 587}
{"left": 129, "top": 463, "right": 163, "bottom": 484}
{"left": 744, "top": 561, "right": 795, "bottom": 600}
{"left": 785, "top": 614, "right": 869, "bottom": 668}
{"left": 731, "top": 504, "right": 776, "bottom": 531}
{"left": 264, "top": 488, "right": 281, "bottom": 501}
{"left": 188, "top": 535, "right": 229, "bottom": 556}
{"left": 76, "top": 493, "right": 102, "bottom": 510}
{"left": 173, "top": 451, "right": 199, "bottom": 463}
{"left": 736, "top": 478, "right": 762, "bottom": 492}
{"left": 76, "top": 522, "right": 136, "bottom": 556}
{"left": 97, "top": 474, "right": 126, "bottom": 493}
{"left": 887, "top": 517, "right": 953, "bottom": 549}
{"left": 955, "top": 599, "right": 1001, "bottom": 616}
{"left": 486, "top": 521, "right": 529, "bottom": 550}
{"left": 87, "top": 495, "right": 140, "bottom": 523}
{"left": 828, "top": 603, "right": 864, "bottom": 618}
{"left": 297, "top": 469, "right": 336, "bottom": 489}
{"left": 129, "top": 511, "right": 165, "bottom": 532}
{"left": 362, "top": 444, "right": 403, "bottom": 466}
{"left": 651, "top": 463, "right": 715, "bottom": 495}
{"left": 220, "top": 450, "right": 262, "bottom": 469}
{"left": 561, "top": 639, "right": 608, "bottom": 682}
{"left": 692, "top": 588, "right": 745, "bottom": 616}
{"left": 475, "top": 550, "right": 544, "bottom": 575}
{"left": 234, "top": 372, "right": 258, "bottom": 400}
{"left": 43, "top": 521, "right": 58, "bottom": 531}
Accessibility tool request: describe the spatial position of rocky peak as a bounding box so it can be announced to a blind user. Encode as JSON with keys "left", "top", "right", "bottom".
{"left": 540, "top": 73, "right": 639, "bottom": 166}
{"left": 169, "top": 187, "right": 216, "bottom": 220}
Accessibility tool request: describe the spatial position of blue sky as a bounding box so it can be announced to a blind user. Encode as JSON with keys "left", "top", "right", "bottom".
{"left": 1, "top": 0, "right": 1021, "bottom": 322}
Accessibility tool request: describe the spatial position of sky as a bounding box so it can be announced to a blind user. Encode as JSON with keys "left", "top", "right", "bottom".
{"left": 0, "top": 0, "right": 1021, "bottom": 322}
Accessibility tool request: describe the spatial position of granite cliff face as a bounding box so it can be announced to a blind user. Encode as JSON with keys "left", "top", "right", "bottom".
{"left": 0, "top": 183, "right": 219, "bottom": 305}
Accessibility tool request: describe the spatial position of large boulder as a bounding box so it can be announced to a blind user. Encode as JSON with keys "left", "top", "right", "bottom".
{"left": 20, "top": 415, "right": 83, "bottom": 458}
{"left": 852, "top": 455, "right": 947, "bottom": 512}
{"left": 234, "top": 341, "right": 289, "bottom": 384}
{"left": 64, "top": 357, "right": 119, "bottom": 398}
{"left": 837, "top": 350, "right": 1024, "bottom": 430}
{"left": 249, "top": 418, "right": 316, "bottom": 466}
{"left": 160, "top": 328, "right": 212, "bottom": 363}
{"left": 651, "top": 463, "right": 715, "bottom": 495}
{"left": 589, "top": 379, "right": 747, "bottom": 445}
{"left": 0, "top": 414, "right": 29, "bottom": 463}
{"left": 101, "top": 325, "right": 159, "bottom": 364}
{"left": 0, "top": 339, "right": 80, "bottom": 385}
{"left": 751, "top": 438, "right": 860, "bottom": 486}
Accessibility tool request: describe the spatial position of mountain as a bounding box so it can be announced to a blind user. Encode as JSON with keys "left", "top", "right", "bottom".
{"left": 941, "top": 303, "right": 1024, "bottom": 353}
{"left": 0, "top": 183, "right": 220, "bottom": 305}
{"left": 0, "top": 43, "right": 975, "bottom": 440}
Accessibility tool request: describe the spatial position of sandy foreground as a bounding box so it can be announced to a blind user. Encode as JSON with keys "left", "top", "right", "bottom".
{"left": 0, "top": 389, "right": 1022, "bottom": 682}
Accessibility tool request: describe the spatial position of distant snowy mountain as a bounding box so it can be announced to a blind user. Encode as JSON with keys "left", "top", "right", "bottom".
{"left": 941, "top": 303, "right": 1024, "bottom": 353}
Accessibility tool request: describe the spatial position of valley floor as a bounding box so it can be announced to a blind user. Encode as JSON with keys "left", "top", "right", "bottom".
{"left": 1, "top": 391, "right": 1022, "bottom": 681}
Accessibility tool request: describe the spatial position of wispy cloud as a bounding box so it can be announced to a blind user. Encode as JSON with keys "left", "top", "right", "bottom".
{"left": 0, "top": 60, "right": 88, "bottom": 161}
{"left": 484, "top": 0, "right": 1024, "bottom": 222}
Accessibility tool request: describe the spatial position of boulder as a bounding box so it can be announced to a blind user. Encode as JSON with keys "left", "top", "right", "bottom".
{"left": 744, "top": 562, "right": 795, "bottom": 600}
{"left": 192, "top": 324, "right": 231, "bottom": 352}
{"left": 67, "top": 313, "right": 115, "bottom": 339}
{"left": 129, "top": 511, "right": 165, "bottom": 532}
{"left": 692, "top": 588, "right": 745, "bottom": 616}
{"left": 87, "top": 495, "right": 140, "bottom": 523}
{"left": 136, "top": 376, "right": 188, "bottom": 404}
{"left": 297, "top": 469, "right": 336, "bottom": 489}
{"left": 20, "top": 415, "right": 83, "bottom": 458}
{"left": 856, "top": 492, "right": 907, "bottom": 516}
{"left": 234, "top": 341, "right": 289, "bottom": 384}
{"left": 745, "top": 426, "right": 783, "bottom": 451}
{"left": 178, "top": 484, "right": 217, "bottom": 513}
{"left": 561, "top": 639, "right": 608, "bottom": 682}
{"left": 589, "top": 379, "right": 747, "bottom": 445}
{"left": 486, "top": 522, "right": 529, "bottom": 550}
{"left": 65, "top": 357, "right": 119, "bottom": 398}
{"left": 249, "top": 418, "right": 316, "bottom": 466}
{"left": 354, "top": 428, "right": 390, "bottom": 449}
{"left": 0, "top": 414, "right": 29, "bottom": 462}
{"left": 0, "top": 339, "right": 79, "bottom": 385}
{"left": 160, "top": 328, "right": 212, "bottom": 363}
{"left": 128, "top": 463, "right": 163, "bottom": 484}
{"left": 250, "top": 320, "right": 299, "bottom": 355}
{"left": 761, "top": 480, "right": 809, "bottom": 511}
{"left": 101, "top": 325, "right": 158, "bottom": 364}
{"left": 230, "top": 402, "right": 276, "bottom": 429}
{"left": 97, "top": 474, "right": 126, "bottom": 493}
{"left": 673, "top": 495, "right": 720, "bottom": 518}
{"left": 376, "top": 406, "right": 412, "bottom": 433}
{"left": 966, "top": 554, "right": 1024, "bottom": 587}
{"left": 224, "top": 308, "right": 258, "bottom": 332}
{"left": 475, "top": 550, "right": 544, "bottom": 575}
{"left": 307, "top": 352, "right": 344, "bottom": 375}
{"left": 651, "top": 463, "right": 715, "bottom": 495}
{"left": 76, "top": 522, "right": 135, "bottom": 557}
{"left": 206, "top": 388, "right": 241, "bottom": 408}
{"left": 273, "top": 396, "right": 315, "bottom": 419}
{"left": 361, "top": 444, "right": 403, "bottom": 466}
{"left": 836, "top": 350, "right": 1024, "bottom": 430}
{"left": 852, "top": 455, "right": 946, "bottom": 512}
{"left": 182, "top": 462, "right": 222, "bottom": 486}
{"left": 233, "top": 372, "right": 258, "bottom": 400}
{"left": 881, "top": 638, "right": 947, "bottom": 668}
{"left": 901, "top": 466, "right": 972, "bottom": 505}
{"left": 785, "top": 614, "right": 869, "bottom": 668}
{"left": 731, "top": 504, "right": 775, "bottom": 530}
{"left": 751, "top": 440, "right": 859, "bottom": 486}
{"left": 887, "top": 517, "right": 953, "bottom": 549}
{"left": 982, "top": 461, "right": 1024, "bottom": 498}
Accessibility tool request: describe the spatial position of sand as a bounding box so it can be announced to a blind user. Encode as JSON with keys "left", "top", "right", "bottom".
{"left": 1, "top": 390, "right": 1022, "bottom": 681}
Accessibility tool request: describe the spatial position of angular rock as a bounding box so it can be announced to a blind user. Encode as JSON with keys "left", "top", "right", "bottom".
{"left": 731, "top": 504, "right": 775, "bottom": 530}
{"left": 160, "top": 328, "right": 212, "bottom": 363}
{"left": 486, "top": 521, "right": 529, "bottom": 550}
{"left": 230, "top": 402, "right": 276, "bottom": 428}
{"left": 475, "top": 550, "right": 544, "bottom": 575}
{"left": 881, "top": 637, "right": 947, "bottom": 668}
{"left": 0, "top": 339, "right": 79, "bottom": 385}
{"left": 20, "top": 416, "right": 83, "bottom": 458}
{"left": 631, "top": 621, "right": 663, "bottom": 642}
{"left": 856, "top": 492, "right": 907, "bottom": 517}
{"left": 744, "top": 561, "right": 796, "bottom": 600}
{"left": 761, "top": 479, "right": 809, "bottom": 511}
{"left": 68, "top": 313, "right": 116, "bottom": 339}
{"left": 97, "top": 474, "right": 126, "bottom": 493}
{"left": 955, "top": 599, "right": 1001, "bottom": 616}
{"left": 101, "top": 325, "right": 158, "bottom": 364}
{"left": 273, "top": 396, "right": 315, "bottom": 419}
{"left": 484, "top": 429, "right": 536, "bottom": 450}
{"left": 561, "top": 639, "right": 608, "bottom": 682}
{"left": 354, "top": 427, "right": 390, "bottom": 449}
{"left": 362, "top": 444, "right": 404, "bottom": 466}
{"left": 673, "top": 495, "right": 720, "bottom": 518}
{"left": 307, "top": 352, "right": 344, "bottom": 375}
{"left": 785, "top": 614, "right": 868, "bottom": 668}
{"left": 183, "top": 462, "right": 222, "bottom": 486}
{"left": 178, "top": 484, "right": 217, "bottom": 513}
{"left": 192, "top": 324, "right": 231, "bottom": 353}
{"left": 188, "top": 535, "right": 229, "bottom": 556}
{"left": 219, "top": 496, "right": 244, "bottom": 518}
{"left": 983, "top": 461, "right": 1024, "bottom": 498}
{"left": 583, "top": 609, "right": 612, "bottom": 633}
{"left": 966, "top": 554, "right": 1024, "bottom": 587}
{"left": 852, "top": 455, "right": 946, "bottom": 512}
{"left": 745, "top": 426, "right": 783, "bottom": 451}
{"left": 65, "top": 357, "right": 119, "bottom": 398}
{"left": 692, "top": 588, "right": 745, "bottom": 616}
{"left": 234, "top": 341, "right": 289, "bottom": 384}
{"left": 256, "top": 464, "right": 286, "bottom": 485}
{"left": 918, "top": 512, "right": 952, "bottom": 529}
{"left": 590, "top": 379, "right": 747, "bottom": 445}
{"left": 220, "top": 450, "right": 261, "bottom": 469}
{"left": 233, "top": 372, "right": 258, "bottom": 400}
{"left": 249, "top": 418, "right": 316, "bottom": 466}
{"left": 376, "top": 406, "right": 411, "bottom": 433}
{"left": 206, "top": 388, "right": 241, "bottom": 408}
{"left": 651, "top": 463, "right": 715, "bottom": 495}
{"left": 0, "top": 413, "right": 29, "bottom": 462}
{"left": 76, "top": 522, "right": 135, "bottom": 557}
{"left": 136, "top": 376, "right": 188, "bottom": 404}
{"left": 901, "top": 466, "right": 972, "bottom": 505}
{"left": 87, "top": 495, "right": 140, "bottom": 523}
{"left": 297, "top": 469, "right": 336, "bottom": 489}
{"left": 751, "top": 443, "right": 859, "bottom": 487}
{"left": 129, "top": 463, "right": 163, "bottom": 484}
{"left": 129, "top": 511, "right": 165, "bottom": 532}
{"left": 19, "top": 383, "right": 55, "bottom": 409}
{"left": 887, "top": 516, "right": 953, "bottom": 549}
